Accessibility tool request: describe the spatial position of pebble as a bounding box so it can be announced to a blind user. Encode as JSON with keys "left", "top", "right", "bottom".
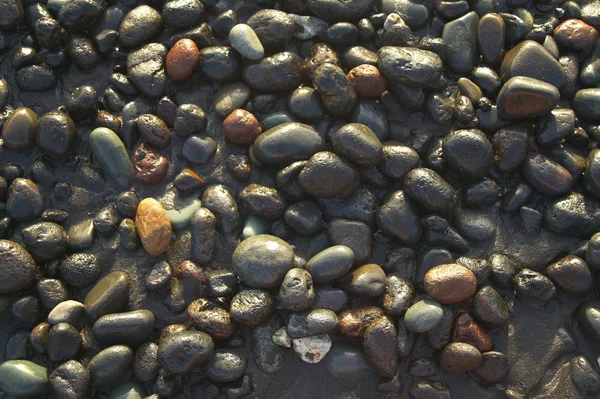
{"left": 136, "top": 114, "right": 170, "bottom": 149}
{"left": 84, "top": 271, "right": 129, "bottom": 322}
{"left": 478, "top": 13, "right": 505, "bottom": 65}
{"left": 404, "top": 168, "right": 455, "bottom": 214}
{"left": 48, "top": 322, "right": 81, "bottom": 363}
{"left": 30, "top": 322, "right": 50, "bottom": 354}
{"left": 332, "top": 123, "right": 383, "bottom": 167}
{"left": 214, "top": 83, "right": 250, "bottom": 117}
{"left": 286, "top": 309, "right": 339, "bottom": 338}
{"left": 444, "top": 129, "right": 493, "bottom": 177}
{"left": 312, "top": 63, "right": 357, "bottom": 117}
{"left": 162, "top": 0, "right": 203, "bottom": 28}
{"left": 10, "top": 295, "right": 39, "bottom": 327}
{"left": 174, "top": 168, "right": 205, "bottom": 192}
{"left": 579, "top": 301, "right": 600, "bottom": 341}
{"left": 440, "top": 342, "right": 482, "bottom": 372}
{"left": 133, "top": 144, "right": 168, "bottom": 185}
{"left": 553, "top": 19, "right": 598, "bottom": 51}
{"left": 424, "top": 264, "right": 477, "bottom": 304}
{"left": 68, "top": 35, "right": 100, "bottom": 70}
{"left": 572, "top": 88, "right": 600, "bottom": 121}
{"left": 338, "top": 306, "right": 382, "bottom": 338}
{"left": 230, "top": 289, "right": 274, "bottom": 325}
{"left": 514, "top": 268, "right": 556, "bottom": 301}
{"left": 253, "top": 122, "right": 325, "bottom": 165}
{"left": 252, "top": 317, "right": 284, "bottom": 374}
{"left": 198, "top": 46, "right": 240, "bottom": 83}
{"left": 127, "top": 43, "right": 167, "bottom": 98}
{"left": 284, "top": 201, "right": 322, "bottom": 235}
{"left": 290, "top": 14, "right": 328, "bottom": 39}
{"left": 278, "top": 268, "right": 314, "bottom": 311}
{"left": 338, "top": 263, "right": 386, "bottom": 297}
{"left": 305, "top": 0, "right": 375, "bottom": 21}
{"left": 546, "top": 255, "right": 592, "bottom": 297}
{"left": 522, "top": 152, "right": 573, "bottom": 196}
{"left": 288, "top": 87, "right": 326, "bottom": 122}
{"left": 404, "top": 299, "right": 444, "bottom": 333}
{"left": 2, "top": 107, "right": 37, "bottom": 151}
{"left": 377, "top": 190, "right": 422, "bottom": 246}
{"left": 16, "top": 65, "right": 57, "bottom": 91}
{"left": 570, "top": 355, "right": 600, "bottom": 393}
{"left": 21, "top": 222, "right": 67, "bottom": 262}
{"left": 158, "top": 331, "right": 214, "bottom": 374}
{"left": 497, "top": 76, "right": 560, "bottom": 119}
{"left": 363, "top": 316, "right": 398, "bottom": 377}
{"left": 174, "top": 104, "right": 206, "bottom": 137}
{"left": 187, "top": 298, "right": 233, "bottom": 339}
{"left": 409, "top": 379, "right": 451, "bottom": 398}
{"left": 536, "top": 108, "right": 575, "bottom": 147}
{"left": 205, "top": 351, "right": 246, "bottom": 383}
{"left": 213, "top": 10, "right": 238, "bottom": 37}
{"left": 299, "top": 151, "right": 360, "bottom": 199}
{"left": 325, "top": 343, "right": 373, "bottom": 379}
{"left": 89, "top": 127, "right": 134, "bottom": 188}
{"left": 0, "top": 0, "right": 24, "bottom": 30}
{"left": 49, "top": 360, "right": 90, "bottom": 399}
{"left": 247, "top": 9, "right": 295, "bottom": 51}
{"left": 229, "top": 24, "right": 264, "bottom": 61}
{"left": 0, "top": 360, "right": 49, "bottom": 397}
{"left": 133, "top": 342, "right": 159, "bottom": 382}
{"left": 306, "top": 245, "right": 354, "bottom": 284}
{"left": 383, "top": 275, "right": 413, "bottom": 316}
{"left": 108, "top": 381, "right": 146, "bottom": 399}
{"left": 346, "top": 64, "right": 387, "bottom": 98}
{"left": 442, "top": 11, "right": 479, "bottom": 75}
{"left": 293, "top": 334, "right": 332, "bottom": 363}
{"left": 135, "top": 198, "right": 172, "bottom": 256}
{"left": 48, "top": 300, "right": 84, "bottom": 325}
{"left": 453, "top": 310, "right": 492, "bottom": 352}
{"left": 37, "top": 278, "right": 69, "bottom": 310}
{"left": 37, "top": 109, "right": 76, "bottom": 158}
{"left": 0, "top": 240, "right": 36, "bottom": 294}
{"left": 500, "top": 40, "right": 565, "bottom": 88}
{"left": 58, "top": 0, "right": 103, "bottom": 32}
{"left": 243, "top": 52, "right": 302, "bottom": 91}
{"left": 88, "top": 345, "right": 133, "bottom": 387}
{"left": 472, "top": 351, "right": 509, "bottom": 383}
{"left": 473, "top": 286, "right": 510, "bottom": 328}
{"left": 377, "top": 142, "right": 420, "bottom": 180}
{"left": 65, "top": 86, "right": 97, "bottom": 122}
{"left": 118, "top": 5, "right": 162, "bottom": 47}
{"left": 377, "top": 46, "right": 442, "bottom": 88}
{"left": 93, "top": 310, "right": 155, "bottom": 346}
{"left": 67, "top": 219, "right": 95, "bottom": 251}
{"left": 60, "top": 253, "right": 99, "bottom": 288}
{"left": 223, "top": 109, "right": 262, "bottom": 145}
{"left": 201, "top": 185, "right": 240, "bottom": 234}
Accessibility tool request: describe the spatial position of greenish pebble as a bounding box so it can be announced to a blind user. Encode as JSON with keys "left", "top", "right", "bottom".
{"left": 108, "top": 380, "right": 147, "bottom": 399}
{"left": 260, "top": 111, "right": 297, "bottom": 131}
{"left": 404, "top": 299, "right": 444, "bottom": 333}
{"left": 89, "top": 127, "right": 134, "bottom": 189}
{"left": 306, "top": 245, "right": 354, "bottom": 284}
{"left": 0, "top": 360, "right": 49, "bottom": 397}
{"left": 229, "top": 24, "right": 264, "bottom": 61}
{"left": 325, "top": 343, "right": 373, "bottom": 380}
{"left": 164, "top": 198, "right": 202, "bottom": 230}
{"left": 272, "top": 326, "right": 292, "bottom": 347}
{"left": 242, "top": 215, "right": 268, "bottom": 239}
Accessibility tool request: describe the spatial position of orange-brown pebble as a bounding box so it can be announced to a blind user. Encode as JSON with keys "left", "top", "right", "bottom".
{"left": 346, "top": 64, "right": 388, "bottom": 98}
{"left": 553, "top": 19, "right": 599, "bottom": 51}
{"left": 222, "top": 109, "right": 262, "bottom": 145}
{"left": 166, "top": 38, "right": 199, "bottom": 81}
{"left": 338, "top": 306, "right": 384, "bottom": 338}
{"left": 424, "top": 263, "right": 477, "bottom": 304}
{"left": 135, "top": 198, "right": 172, "bottom": 256}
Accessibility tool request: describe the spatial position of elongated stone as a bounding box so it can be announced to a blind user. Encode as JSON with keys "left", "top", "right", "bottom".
{"left": 0, "top": 360, "right": 49, "bottom": 397}
{"left": 442, "top": 11, "right": 479, "bottom": 75}
{"left": 229, "top": 24, "right": 264, "bottom": 61}
{"left": 89, "top": 127, "right": 134, "bottom": 188}
{"left": 136, "top": 198, "right": 172, "bottom": 257}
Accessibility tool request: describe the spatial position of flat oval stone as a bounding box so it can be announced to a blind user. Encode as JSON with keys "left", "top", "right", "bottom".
{"left": 89, "top": 127, "right": 134, "bottom": 188}
{"left": 253, "top": 122, "right": 325, "bottom": 164}
{"left": 332, "top": 123, "right": 383, "bottom": 167}
{"left": 49, "top": 360, "right": 90, "bottom": 399}
{"left": 0, "top": 240, "right": 36, "bottom": 294}
{"left": 443, "top": 129, "right": 493, "bottom": 178}
{"left": 135, "top": 198, "right": 172, "bottom": 256}
{"left": 306, "top": 245, "right": 354, "bottom": 284}
{"left": 404, "top": 299, "right": 444, "bottom": 333}
{"left": 166, "top": 38, "right": 198, "bottom": 81}
{"left": 299, "top": 151, "right": 360, "bottom": 199}
{"left": 553, "top": 18, "right": 598, "bottom": 51}
{"left": 88, "top": 345, "right": 133, "bottom": 387}
{"left": 118, "top": 5, "right": 163, "bottom": 48}
{"left": 377, "top": 190, "right": 422, "bottom": 246}
{"left": 499, "top": 40, "right": 565, "bottom": 88}
{"left": 127, "top": 43, "right": 167, "bottom": 98}
{"left": 338, "top": 263, "right": 386, "bottom": 297}
{"left": 84, "top": 271, "right": 129, "bottom": 322}
{"left": 572, "top": 88, "right": 600, "bottom": 121}
{"left": 313, "top": 63, "right": 357, "bottom": 117}
{"left": 93, "top": 310, "right": 155, "bottom": 346}
{"left": 442, "top": 11, "right": 479, "bottom": 75}
{"left": 242, "top": 52, "right": 302, "bottom": 91}
{"left": 6, "top": 178, "right": 44, "bottom": 222}
{"left": 229, "top": 24, "right": 264, "bottom": 61}
{"left": 214, "top": 82, "right": 250, "bottom": 117}
{"left": 0, "top": 360, "right": 48, "bottom": 397}
{"left": 232, "top": 234, "right": 295, "bottom": 289}
{"left": 424, "top": 264, "right": 477, "bottom": 304}
{"left": 404, "top": 168, "right": 455, "bottom": 214}
{"left": 223, "top": 109, "right": 262, "bottom": 145}
{"left": 522, "top": 152, "right": 573, "bottom": 196}
{"left": 478, "top": 13, "right": 505, "bottom": 65}
{"left": 496, "top": 76, "right": 560, "bottom": 119}
{"left": 440, "top": 342, "right": 482, "bottom": 372}
{"left": 377, "top": 46, "right": 442, "bottom": 88}
{"left": 157, "top": 331, "right": 214, "bottom": 374}
{"left": 48, "top": 300, "right": 84, "bottom": 325}
{"left": 363, "top": 316, "right": 398, "bottom": 377}
{"left": 2, "top": 107, "right": 38, "bottom": 151}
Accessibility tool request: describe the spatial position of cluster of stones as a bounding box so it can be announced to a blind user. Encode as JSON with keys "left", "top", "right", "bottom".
{"left": 0, "top": 0, "right": 600, "bottom": 397}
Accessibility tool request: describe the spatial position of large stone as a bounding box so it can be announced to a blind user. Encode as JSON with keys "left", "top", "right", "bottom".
{"left": 496, "top": 77, "right": 560, "bottom": 119}
{"left": 499, "top": 40, "right": 565, "bottom": 88}
{"left": 127, "top": 43, "right": 167, "bottom": 98}
{"left": 135, "top": 198, "right": 172, "bottom": 257}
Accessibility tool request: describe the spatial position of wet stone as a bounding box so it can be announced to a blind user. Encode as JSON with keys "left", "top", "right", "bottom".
{"left": 440, "top": 342, "right": 482, "bottom": 372}
{"left": 325, "top": 343, "right": 373, "bottom": 380}
{"left": 404, "top": 168, "right": 455, "bottom": 214}
{"left": 252, "top": 317, "right": 284, "bottom": 374}
{"left": 37, "top": 109, "right": 76, "bottom": 159}
{"left": 377, "top": 47, "right": 442, "bottom": 88}
{"left": 11, "top": 295, "right": 39, "bottom": 327}
{"left": 306, "top": 245, "right": 354, "bottom": 284}
{"left": 230, "top": 290, "right": 274, "bottom": 326}
{"left": 0, "top": 360, "right": 49, "bottom": 397}
{"left": 60, "top": 253, "right": 99, "bottom": 288}
{"left": 187, "top": 298, "right": 233, "bottom": 339}
{"left": 299, "top": 151, "right": 360, "bottom": 199}
{"left": 89, "top": 127, "right": 133, "bottom": 188}
{"left": 497, "top": 76, "right": 560, "bottom": 119}
{"left": 546, "top": 255, "right": 592, "bottom": 297}
{"left": 162, "top": 0, "right": 203, "bottom": 28}
{"left": 553, "top": 19, "right": 598, "bottom": 51}
{"left": 127, "top": 43, "right": 167, "bottom": 99}
{"left": 478, "top": 13, "right": 505, "bottom": 65}
{"left": 425, "top": 264, "right": 477, "bottom": 304}
{"left": 118, "top": 5, "right": 162, "bottom": 48}
{"left": 133, "top": 144, "right": 169, "bottom": 185}
{"left": 49, "top": 360, "right": 90, "bottom": 399}
{"left": 16, "top": 65, "right": 57, "bottom": 91}
{"left": 136, "top": 114, "right": 170, "bottom": 149}
{"left": 48, "top": 300, "right": 84, "bottom": 326}
{"left": 93, "top": 310, "right": 155, "bottom": 346}
{"left": 84, "top": 271, "right": 129, "bottom": 322}
{"left": 0, "top": 240, "right": 35, "bottom": 294}
{"left": 214, "top": 83, "right": 250, "bottom": 118}
{"left": 442, "top": 11, "right": 479, "bottom": 75}
{"left": 67, "top": 219, "right": 95, "bottom": 251}
{"left": 383, "top": 275, "right": 413, "bottom": 316}
{"left": 570, "top": 355, "right": 600, "bottom": 393}
{"left": 158, "top": 331, "right": 214, "bottom": 374}
{"left": 572, "top": 89, "right": 600, "bottom": 121}
{"left": 229, "top": 24, "right": 264, "bottom": 61}
{"left": 377, "top": 190, "right": 422, "bottom": 246}
{"left": 243, "top": 52, "right": 302, "bottom": 91}
{"left": 58, "top": 0, "right": 103, "bottom": 32}
{"left": 500, "top": 40, "right": 565, "bottom": 88}
{"left": 522, "top": 152, "right": 573, "bottom": 196}
{"left": 88, "top": 345, "right": 133, "bottom": 387}
{"left": 48, "top": 322, "right": 81, "bottom": 364}
{"left": 174, "top": 104, "right": 207, "bottom": 137}
{"left": 22, "top": 222, "right": 67, "bottom": 262}
{"left": 363, "top": 316, "right": 398, "bottom": 377}
{"left": 536, "top": 108, "right": 575, "bottom": 147}
{"left": 284, "top": 201, "right": 323, "bottom": 235}
{"left": 205, "top": 351, "right": 246, "bottom": 383}
{"left": 332, "top": 123, "right": 383, "bottom": 167}
{"left": 312, "top": 63, "right": 357, "bottom": 117}
{"left": 136, "top": 198, "right": 172, "bottom": 256}
{"left": 452, "top": 311, "right": 492, "bottom": 352}
{"left": 278, "top": 268, "right": 314, "bottom": 311}
{"left": 514, "top": 268, "right": 556, "bottom": 301}
{"left": 286, "top": 309, "right": 339, "bottom": 338}
{"left": 133, "top": 342, "right": 159, "bottom": 382}
{"left": 247, "top": 9, "right": 295, "bottom": 51}
{"left": 2, "top": 107, "right": 37, "bottom": 151}
{"left": 404, "top": 299, "right": 444, "bottom": 333}
{"left": 472, "top": 351, "right": 509, "bottom": 383}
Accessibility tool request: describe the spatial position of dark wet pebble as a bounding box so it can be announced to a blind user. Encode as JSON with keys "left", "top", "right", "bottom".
{"left": 127, "top": 43, "right": 166, "bottom": 99}
{"left": 572, "top": 89, "right": 600, "bottom": 121}
{"left": 238, "top": 184, "right": 286, "bottom": 220}
{"left": 278, "top": 268, "right": 314, "bottom": 311}
{"left": 136, "top": 114, "right": 170, "bottom": 149}
{"left": 89, "top": 127, "right": 134, "bottom": 188}
{"left": 299, "top": 151, "right": 360, "bottom": 199}
{"left": 67, "top": 219, "right": 95, "bottom": 251}
{"left": 439, "top": 342, "right": 482, "bottom": 372}
{"left": 58, "top": 0, "right": 103, "bottom": 32}
{"left": 377, "top": 190, "right": 422, "bottom": 246}
{"left": 182, "top": 136, "right": 216, "bottom": 165}
{"left": 230, "top": 289, "right": 274, "bottom": 326}
{"left": 252, "top": 317, "right": 284, "bottom": 374}
{"left": 65, "top": 85, "right": 97, "bottom": 122}
{"left": 383, "top": 274, "right": 413, "bottom": 316}
{"left": 570, "top": 355, "right": 600, "bottom": 393}
{"left": 325, "top": 343, "right": 373, "bottom": 380}
{"left": 60, "top": 253, "right": 99, "bottom": 288}
{"left": 491, "top": 125, "right": 528, "bottom": 172}
{"left": 332, "top": 123, "right": 382, "bottom": 167}
{"left": 37, "top": 279, "right": 69, "bottom": 310}
{"left": 286, "top": 309, "right": 339, "bottom": 338}
{"left": 201, "top": 185, "right": 240, "bottom": 234}
{"left": 284, "top": 201, "right": 323, "bottom": 235}
{"left": 48, "top": 322, "right": 81, "bottom": 364}
{"left": 536, "top": 108, "right": 575, "bottom": 147}
{"left": 312, "top": 63, "right": 357, "bottom": 117}
{"left": 22, "top": 222, "right": 67, "bottom": 262}
{"left": 47, "top": 300, "right": 84, "bottom": 325}
{"left": 10, "top": 295, "right": 39, "bottom": 327}
{"left": 162, "top": 0, "right": 203, "bottom": 29}
{"left": 205, "top": 350, "right": 246, "bottom": 383}
{"left": 0, "top": 240, "right": 35, "bottom": 294}
{"left": 363, "top": 316, "right": 398, "bottom": 377}
{"left": 93, "top": 205, "right": 119, "bottom": 234}
{"left": 16, "top": 65, "right": 57, "bottom": 91}
{"left": 37, "top": 109, "right": 76, "bottom": 158}
{"left": 49, "top": 360, "right": 90, "bottom": 399}
{"left": 174, "top": 104, "right": 206, "bottom": 137}
{"left": 67, "top": 35, "right": 100, "bottom": 70}
{"left": 84, "top": 271, "right": 129, "bottom": 321}
{"left": 377, "top": 46, "right": 442, "bottom": 88}
{"left": 306, "top": 245, "right": 353, "bottom": 284}
{"left": 118, "top": 5, "right": 162, "bottom": 48}
{"left": 579, "top": 301, "right": 600, "bottom": 342}
{"left": 546, "top": 255, "right": 592, "bottom": 297}
{"left": 328, "top": 218, "right": 372, "bottom": 265}
{"left": 472, "top": 351, "right": 509, "bottom": 383}
{"left": 404, "top": 299, "right": 443, "bottom": 333}
{"left": 500, "top": 40, "right": 564, "bottom": 88}
{"left": 478, "top": 13, "right": 505, "bottom": 65}
{"left": 88, "top": 345, "right": 133, "bottom": 387}
{"left": 522, "top": 152, "right": 572, "bottom": 196}
{"left": 158, "top": 331, "right": 214, "bottom": 375}
{"left": 544, "top": 192, "right": 600, "bottom": 238}
{"left": 187, "top": 298, "right": 233, "bottom": 339}
{"left": 497, "top": 76, "right": 560, "bottom": 119}
{"left": 442, "top": 11, "right": 479, "bottom": 74}
{"left": 377, "top": 142, "right": 419, "bottom": 180}
{"left": 488, "top": 254, "right": 517, "bottom": 288}
{"left": 312, "top": 288, "right": 347, "bottom": 313}
{"left": 338, "top": 263, "right": 386, "bottom": 297}
{"left": 253, "top": 122, "right": 325, "bottom": 165}
{"left": 213, "top": 10, "right": 238, "bottom": 37}
{"left": 514, "top": 268, "right": 556, "bottom": 301}
{"left": 2, "top": 107, "right": 37, "bottom": 151}
{"left": 408, "top": 357, "right": 439, "bottom": 378}
{"left": 288, "top": 87, "right": 326, "bottom": 122}
{"left": 463, "top": 178, "right": 499, "bottom": 206}
{"left": 133, "top": 342, "right": 159, "bottom": 382}
{"left": 472, "top": 286, "right": 510, "bottom": 327}
{"left": 93, "top": 310, "right": 155, "bottom": 346}
{"left": 404, "top": 168, "right": 455, "bottom": 214}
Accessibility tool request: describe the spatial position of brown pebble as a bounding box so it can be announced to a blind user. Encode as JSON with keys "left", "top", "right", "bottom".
{"left": 135, "top": 198, "right": 172, "bottom": 256}
{"left": 30, "top": 322, "right": 50, "bottom": 354}
{"left": 347, "top": 64, "right": 387, "bottom": 98}
{"left": 174, "top": 167, "right": 206, "bottom": 192}
{"left": 2, "top": 107, "right": 38, "bottom": 150}
{"left": 440, "top": 342, "right": 482, "bottom": 372}
{"left": 187, "top": 298, "right": 234, "bottom": 339}
{"left": 424, "top": 263, "right": 477, "bottom": 304}
{"left": 452, "top": 310, "right": 492, "bottom": 352}
{"left": 339, "top": 306, "right": 384, "bottom": 338}
{"left": 553, "top": 19, "right": 599, "bottom": 51}
{"left": 95, "top": 111, "right": 122, "bottom": 136}
{"left": 133, "top": 143, "right": 169, "bottom": 185}
{"left": 136, "top": 114, "right": 171, "bottom": 148}
{"left": 160, "top": 324, "right": 187, "bottom": 343}
{"left": 166, "top": 38, "right": 199, "bottom": 81}
{"left": 223, "top": 109, "right": 262, "bottom": 145}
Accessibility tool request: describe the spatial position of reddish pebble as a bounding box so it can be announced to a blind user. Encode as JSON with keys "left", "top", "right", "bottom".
{"left": 133, "top": 143, "right": 169, "bottom": 185}
{"left": 135, "top": 198, "right": 172, "bottom": 257}
{"left": 222, "top": 109, "right": 262, "bottom": 145}
{"left": 166, "top": 38, "right": 199, "bottom": 81}
{"left": 346, "top": 64, "right": 387, "bottom": 98}
{"left": 553, "top": 19, "right": 599, "bottom": 51}
{"left": 452, "top": 310, "right": 492, "bottom": 352}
